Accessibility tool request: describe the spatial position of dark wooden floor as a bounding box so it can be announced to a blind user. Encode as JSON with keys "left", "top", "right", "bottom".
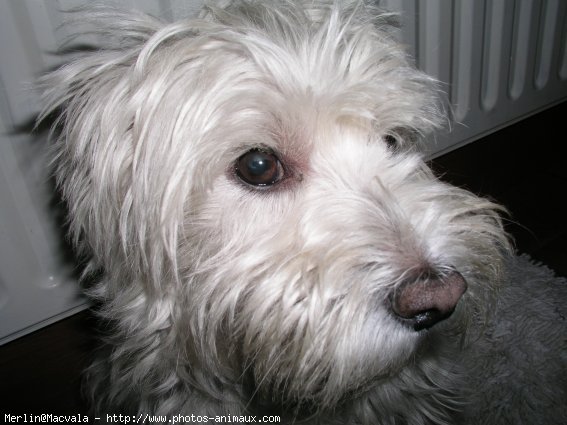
{"left": 1, "top": 101, "right": 565, "bottom": 414}
{"left": 431, "top": 101, "right": 567, "bottom": 277}
{"left": 0, "top": 311, "right": 94, "bottom": 413}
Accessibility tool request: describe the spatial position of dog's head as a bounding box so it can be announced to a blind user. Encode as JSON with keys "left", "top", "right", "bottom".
{"left": 40, "top": 0, "right": 509, "bottom": 412}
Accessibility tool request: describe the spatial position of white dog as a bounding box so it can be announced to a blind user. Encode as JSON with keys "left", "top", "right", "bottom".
{"left": 39, "top": 1, "right": 565, "bottom": 423}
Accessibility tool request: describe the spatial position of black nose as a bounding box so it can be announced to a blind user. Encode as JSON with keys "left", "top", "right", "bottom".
{"left": 391, "top": 270, "right": 467, "bottom": 331}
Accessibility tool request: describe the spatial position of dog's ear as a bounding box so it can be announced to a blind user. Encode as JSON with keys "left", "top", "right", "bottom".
{"left": 37, "top": 8, "right": 194, "bottom": 293}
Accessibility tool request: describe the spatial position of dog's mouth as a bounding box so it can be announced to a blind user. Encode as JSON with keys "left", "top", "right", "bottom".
{"left": 390, "top": 270, "right": 468, "bottom": 331}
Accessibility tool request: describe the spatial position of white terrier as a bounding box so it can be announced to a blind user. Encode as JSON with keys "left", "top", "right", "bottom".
{"left": 39, "top": 0, "right": 566, "bottom": 423}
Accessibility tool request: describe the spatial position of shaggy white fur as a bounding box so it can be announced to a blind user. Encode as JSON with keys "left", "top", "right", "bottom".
{"left": 38, "top": 1, "right": 564, "bottom": 424}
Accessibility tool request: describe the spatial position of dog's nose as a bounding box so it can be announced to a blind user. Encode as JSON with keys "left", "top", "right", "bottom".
{"left": 391, "top": 270, "right": 467, "bottom": 331}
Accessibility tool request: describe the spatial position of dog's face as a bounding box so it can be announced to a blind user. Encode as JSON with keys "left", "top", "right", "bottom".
{"left": 41, "top": 0, "right": 508, "bottom": 411}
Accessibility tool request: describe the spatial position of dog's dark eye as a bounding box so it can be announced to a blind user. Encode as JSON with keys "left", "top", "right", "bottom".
{"left": 383, "top": 134, "right": 399, "bottom": 149}
{"left": 235, "top": 149, "right": 283, "bottom": 187}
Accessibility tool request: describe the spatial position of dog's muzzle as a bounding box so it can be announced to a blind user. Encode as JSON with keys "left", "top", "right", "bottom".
{"left": 391, "top": 270, "right": 467, "bottom": 331}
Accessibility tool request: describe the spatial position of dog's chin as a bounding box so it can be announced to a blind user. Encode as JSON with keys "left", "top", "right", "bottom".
{"left": 244, "top": 294, "right": 473, "bottom": 416}
{"left": 245, "top": 353, "right": 411, "bottom": 418}
{"left": 244, "top": 369, "right": 356, "bottom": 418}
{"left": 239, "top": 315, "right": 427, "bottom": 413}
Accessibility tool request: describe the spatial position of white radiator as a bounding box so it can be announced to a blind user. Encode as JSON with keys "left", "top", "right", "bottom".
{"left": 384, "top": 0, "right": 567, "bottom": 155}
{"left": 1, "top": 0, "right": 566, "bottom": 344}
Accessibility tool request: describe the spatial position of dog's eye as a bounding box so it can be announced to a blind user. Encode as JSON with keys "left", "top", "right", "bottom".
{"left": 235, "top": 149, "right": 283, "bottom": 187}
{"left": 383, "top": 134, "right": 399, "bottom": 149}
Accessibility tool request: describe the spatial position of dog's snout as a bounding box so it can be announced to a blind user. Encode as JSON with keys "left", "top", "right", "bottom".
{"left": 391, "top": 270, "right": 467, "bottom": 331}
